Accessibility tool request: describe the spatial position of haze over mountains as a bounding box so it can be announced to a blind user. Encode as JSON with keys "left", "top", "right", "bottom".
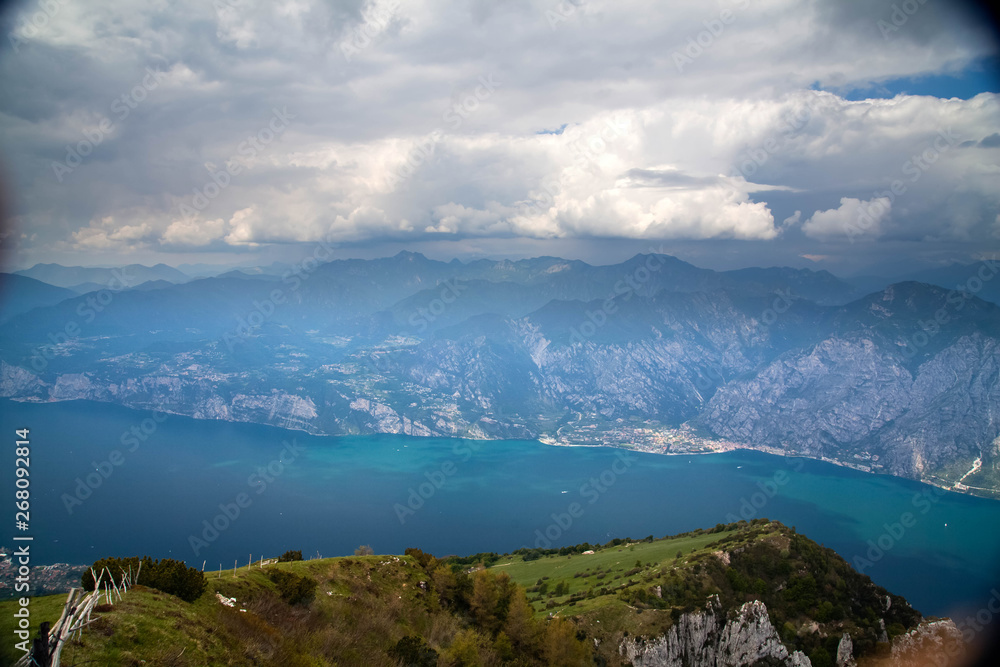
{"left": 1, "top": 253, "right": 998, "bottom": 498}
{"left": 12, "top": 262, "right": 189, "bottom": 292}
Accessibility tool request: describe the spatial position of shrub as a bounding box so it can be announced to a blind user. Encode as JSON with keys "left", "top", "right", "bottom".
{"left": 267, "top": 569, "right": 317, "bottom": 606}
{"left": 404, "top": 547, "right": 436, "bottom": 572}
{"left": 278, "top": 550, "right": 303, "bottom": 562}
{"left": 389, "top": 635, "right": 438, "bottom": 666}
{"left": 82, "top": 556, "right": 206, "bottom": 603}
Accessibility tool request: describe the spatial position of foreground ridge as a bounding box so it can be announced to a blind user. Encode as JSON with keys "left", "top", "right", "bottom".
{"left": 3, "top": 520, "right": 983, "bottom": 666}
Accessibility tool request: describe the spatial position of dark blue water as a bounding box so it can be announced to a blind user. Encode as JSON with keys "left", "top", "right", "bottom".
{"left": 1, "top": 399, "right": 998, "bottom": 618}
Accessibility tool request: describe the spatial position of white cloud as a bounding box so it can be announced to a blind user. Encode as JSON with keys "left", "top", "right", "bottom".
{"left": 162, "top": 218, "right": 227, "bottom": 246}
{"left": 802, "top": 197, "right": 892, "bottom": 241}
{"left": 223, "top": 206, "right": 265, "bottom": 247}
{"left": 71, "top": 216, "right": 153, "bottom": 250}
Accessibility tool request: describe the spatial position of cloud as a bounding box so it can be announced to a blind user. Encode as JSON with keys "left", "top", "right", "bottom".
{"left": 71, "top": 216, "right": 154, "bottom": 250}
{"left": 979, "top": 133, "right": 1000, "bottom": 148}
{"left": 162, "top": 218, "right": 227, "bottom": 247}
{"left": 802, "top": 197, "right": 892, "bottom": 241}
{"left": 0, "top": 0, "right": 997, "bottom": 269}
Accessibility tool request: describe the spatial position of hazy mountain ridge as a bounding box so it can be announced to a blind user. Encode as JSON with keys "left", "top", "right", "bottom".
{"left": 0, "top": 274, "right": 77, "bottom": 323}
{"left": 13, "top": 262, "right": 189, "bottom": 289}
{"left": 1, "top": 254, "right": 998, "bottom": 497}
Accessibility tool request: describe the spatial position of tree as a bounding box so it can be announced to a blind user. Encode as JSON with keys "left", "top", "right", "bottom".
{"left": 389, "top": 636, "right": 437, "bottom": 666}
{"left": 354, "top": 544, "right": 374, "bottom": 556}
{"left": 431, "top": 564, "right": 459, "bottom": 607}
{"left": 444, "top": 628, "right": 484, "bottom": 665}
{"left": 278, "top": 550, "right": 303, "bottom": 562}
{"left": 470, "top": 569, "right": 501, "bottom": 633}
{"left": 405, "top": 547, "right": 436, "bottom": 572}
{"left": 503, "top": 592, "right": 541, "bottom": 651}
{"left": 543, "top": 618, "right": 591, "bottom": 666}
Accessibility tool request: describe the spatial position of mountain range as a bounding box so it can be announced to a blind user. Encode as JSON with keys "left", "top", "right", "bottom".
{"left": 0, "top": 252, "right": 997, "bottom": 498}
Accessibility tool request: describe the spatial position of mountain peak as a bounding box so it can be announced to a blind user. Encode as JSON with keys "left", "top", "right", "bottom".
{"left": 393, "top": 250, "right": 428, "bottom": 261}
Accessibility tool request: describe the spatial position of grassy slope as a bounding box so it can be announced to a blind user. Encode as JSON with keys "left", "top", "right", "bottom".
{"left": 0, "top": 522, "right": 927, "bottom": 666}
{"left": 0, "top": 592, "right": 67, "bottom": 665}
{"left": 491, "top": 529, "right": 738, "bottom": 617}
{"left": 487, "top": 521, "right": 923, "bottom": 666}
{"left": 1, "top": 556, "right": 435, "bottom": 666}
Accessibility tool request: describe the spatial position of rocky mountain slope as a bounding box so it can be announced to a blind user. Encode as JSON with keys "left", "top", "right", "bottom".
{"left": 1, "top": 254, "right": 998, "bottom": 498}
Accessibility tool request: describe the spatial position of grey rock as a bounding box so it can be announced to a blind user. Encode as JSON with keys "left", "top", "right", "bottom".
{"left": 619, "top": 597, "right": 811, "bottom": 667}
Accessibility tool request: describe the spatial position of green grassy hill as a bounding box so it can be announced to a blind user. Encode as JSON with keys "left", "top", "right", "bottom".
{"left": 0, "top": 520, "right": 928, "bottom": 666}
{"left": 487, "top": 521, "right": 923, "bottom": 665}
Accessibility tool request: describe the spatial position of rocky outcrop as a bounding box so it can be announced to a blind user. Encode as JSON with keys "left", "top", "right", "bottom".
{"left": 619, "top": 597, "right": 811, "bottom": 667}
{"left": 836, "top": 632, "right": 856, "bottom": 667}
{"left": 882, "top": 619, "right": 965, "bottom": 667}
{"left": 0, "top": 361, "right": 46, "bottom": 397}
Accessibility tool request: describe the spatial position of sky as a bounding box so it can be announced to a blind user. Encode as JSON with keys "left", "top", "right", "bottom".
{"left": 0, "top": 0, "right": 998, "bottom": 276}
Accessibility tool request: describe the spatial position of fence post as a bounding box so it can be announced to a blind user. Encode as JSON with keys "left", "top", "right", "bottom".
{"left": 31, "top": 621, "right": 51, "bottom": 667}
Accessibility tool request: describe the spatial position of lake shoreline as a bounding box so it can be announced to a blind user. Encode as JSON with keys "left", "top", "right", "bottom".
{"left": 7, "top": 397, "right": 997, "bottom": 501}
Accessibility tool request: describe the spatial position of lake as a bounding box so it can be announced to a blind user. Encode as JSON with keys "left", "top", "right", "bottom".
{"left": 2, "top": 398, "right": 998, "bottom": 619}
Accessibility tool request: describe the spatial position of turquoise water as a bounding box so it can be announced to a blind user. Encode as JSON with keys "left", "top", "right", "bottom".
{"left": 1, "top": 399, "right": 998, "bottom": 618}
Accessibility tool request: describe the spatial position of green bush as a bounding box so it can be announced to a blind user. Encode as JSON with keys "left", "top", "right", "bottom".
{"left": 267, "top": 569, "right": 317, "bottom": 605}
{"left": 389, "top": 635, "right": 438, "bottom": 666}
{"left": 82, "top": 556, "right": 205, "bottom": 603}
{"left": 278, "top": 550, "right": 303, "bottom": 562}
